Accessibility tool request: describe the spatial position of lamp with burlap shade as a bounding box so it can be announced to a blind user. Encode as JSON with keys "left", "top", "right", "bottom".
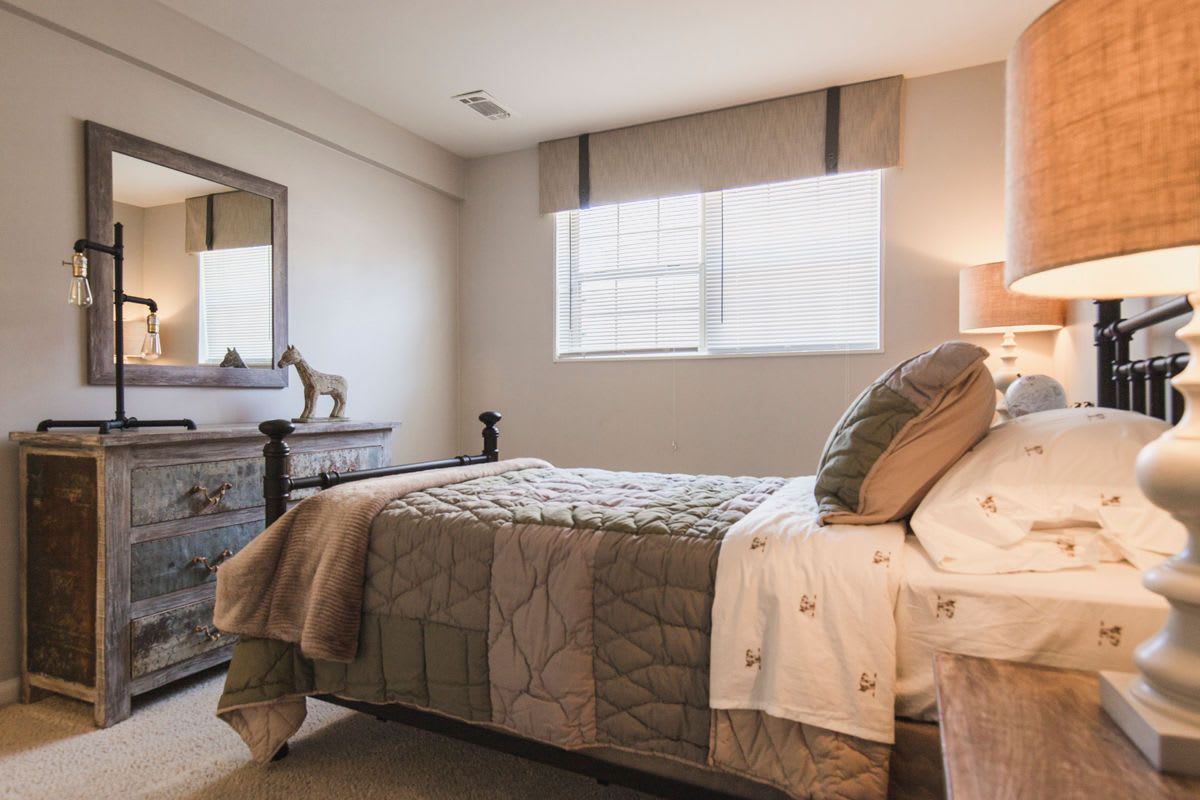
{"left": 1005, "top": 0, "right": 1200, "bottom": 298}
{"left": 959, "top": 261, "right": 1064, "bottom": 333}
{"left": 1005, "top": 0, "right": 1200, "bottom": 777}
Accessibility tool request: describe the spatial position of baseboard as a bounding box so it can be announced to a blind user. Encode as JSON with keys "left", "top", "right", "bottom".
{"left": 0, "top": 676, "right": 20, "bottom": 707}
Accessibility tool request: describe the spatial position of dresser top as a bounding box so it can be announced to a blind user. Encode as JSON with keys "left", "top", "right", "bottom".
{"left": 10, "top": 420, "right": 397, "bottom": 448}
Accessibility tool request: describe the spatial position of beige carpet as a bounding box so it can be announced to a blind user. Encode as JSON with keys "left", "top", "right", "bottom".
{"left": 0, "top": 667, "right": 648, "bottom": 800}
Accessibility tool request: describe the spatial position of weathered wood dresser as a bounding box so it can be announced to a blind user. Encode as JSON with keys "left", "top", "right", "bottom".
{"left": 10, "top": 421, "right": 394, "bottom": 727}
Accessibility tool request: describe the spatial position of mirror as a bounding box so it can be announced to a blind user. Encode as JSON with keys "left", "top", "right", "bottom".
{"left": 113, "top": 154, "right": 274, "bottom": 369}
{"left": 86, "top": 123, "right": 288, "bottom": 388}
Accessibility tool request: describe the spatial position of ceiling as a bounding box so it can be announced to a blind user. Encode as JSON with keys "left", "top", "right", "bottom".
{"left": 155, "top": 0, "right": 1057, "bottom": 159}
{"left": 113, "top": 153, "right": 235, "bottom": 207}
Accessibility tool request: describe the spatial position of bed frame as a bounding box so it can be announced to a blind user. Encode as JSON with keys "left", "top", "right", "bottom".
{"left": 1095, "top": 297, "right": 1193, "bottom": 422}
{"left": 257, "top": 411, "right": 755, "bottom": 798}
{"left": 249, "top": 300, "right": 1195, "bottom": 797}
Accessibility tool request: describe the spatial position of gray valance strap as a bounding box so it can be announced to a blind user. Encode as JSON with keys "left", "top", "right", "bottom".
{"left": 538, "top": 75, "right": 902, "bottom": 214}
{"left": 185, "top": 190, "right": 272, "bottom": 252}
{"left": 825, "top": 85, "right": 841, "bottom": 174}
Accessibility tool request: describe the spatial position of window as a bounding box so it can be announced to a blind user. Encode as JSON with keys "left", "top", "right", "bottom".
{"left": 198, "top": 245, "right": 273, "bottom": 366}
{"left": 554, "top": 171, "right": 882, "bottom": 359}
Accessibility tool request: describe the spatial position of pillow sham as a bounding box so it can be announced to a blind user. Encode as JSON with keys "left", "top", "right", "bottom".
{"left": 910, "top": 407, "right": 1186, "bottom": 573}
{"left": 815, "top": 341, "right": 995, "bottom": 524}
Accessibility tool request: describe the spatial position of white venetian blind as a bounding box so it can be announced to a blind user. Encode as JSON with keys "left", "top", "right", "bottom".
{"left": 556, "top": 195, "right": 702, "bottom": 357}
{"left": 555, "top": 171, "right": 881, "bottom": 359}
{"left": 198, "top": 245, "right": 274, "bottom": 365}
{"left": 703, "top": 171, "right": 881, "bottom": 353}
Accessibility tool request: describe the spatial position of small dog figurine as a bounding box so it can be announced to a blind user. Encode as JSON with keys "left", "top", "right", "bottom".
{"left": 277, "top": 345, "right": 348, "bottom": 421}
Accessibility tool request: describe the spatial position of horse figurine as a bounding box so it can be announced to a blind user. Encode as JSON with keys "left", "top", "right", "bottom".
{"left": 277, "top": 345, "right": 348, "bottom": 421}
{"left": 218, "top": 347, "right": 247, "bottom": 368}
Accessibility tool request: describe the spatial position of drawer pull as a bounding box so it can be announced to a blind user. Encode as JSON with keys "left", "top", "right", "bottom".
{"left": 194, "top": 625, "right": 222, "bottom": 642}
{"left": 190, "top": 547, "right": 234, "bottom": 573}
{"left": 190, "top": 481, "right": 233, "bottom": 510}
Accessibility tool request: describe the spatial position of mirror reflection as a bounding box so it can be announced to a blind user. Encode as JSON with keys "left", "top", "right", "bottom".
{"left": 112, "top": 153, "right": 273, "bottom": 368}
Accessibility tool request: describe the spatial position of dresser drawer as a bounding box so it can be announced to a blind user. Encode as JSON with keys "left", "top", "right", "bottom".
{"left": 129, "top": 446, "right": 383, "bottom": 526}
{"left": 130, "top": 521, "right": 262, "bottom": 602}
{"left": 130, "top": 597, "right": 230, "bottom": 679}
{"left": 290, "top": 446, "right": 386, "bottom": 499}
{"left": 130, "top": 457, "right": 262, "bottom": 526}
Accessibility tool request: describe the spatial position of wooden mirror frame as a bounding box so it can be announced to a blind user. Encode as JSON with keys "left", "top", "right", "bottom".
{"left": 85, "top": 121, "right": 288, "bottom": 388}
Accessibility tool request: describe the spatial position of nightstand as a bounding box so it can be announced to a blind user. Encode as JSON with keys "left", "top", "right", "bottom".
{"left": 933, "top": 653, "right": 1200, "bottom": 799}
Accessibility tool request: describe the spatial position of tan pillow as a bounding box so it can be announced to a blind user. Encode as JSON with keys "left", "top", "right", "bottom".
{"left": 815, "top": 341, "right": 996, "bottom": 524}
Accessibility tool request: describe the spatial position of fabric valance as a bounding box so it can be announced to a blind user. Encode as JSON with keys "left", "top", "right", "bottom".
{"left": 185, "top": 190, "right": 272, "bottom": 252}
{"left": 538, "top": 75, "right": 903, "bottom": 214}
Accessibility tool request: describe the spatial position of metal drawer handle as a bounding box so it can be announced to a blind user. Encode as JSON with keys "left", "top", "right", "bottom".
{"left": 190, "top": 547, "right": 234, "bottom": 573}
{"left": 194, "top": 625, "right": 222, "bottom": 642}
{"left": 190, "top": 481, "right": 233, "bottom": 510}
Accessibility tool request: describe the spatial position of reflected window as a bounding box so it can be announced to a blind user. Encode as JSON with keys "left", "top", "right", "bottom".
{"left": 198, "top": 245, "right": 273, "bottom": 365}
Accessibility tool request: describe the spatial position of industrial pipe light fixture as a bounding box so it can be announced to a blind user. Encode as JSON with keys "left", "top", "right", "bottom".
{"left": 40, "top": 222, "right": 196, "bottom": 434}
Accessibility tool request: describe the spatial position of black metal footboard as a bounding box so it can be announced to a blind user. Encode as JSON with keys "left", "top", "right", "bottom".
{"left": 258, "top": 411, "right": 501, "bottom": 526}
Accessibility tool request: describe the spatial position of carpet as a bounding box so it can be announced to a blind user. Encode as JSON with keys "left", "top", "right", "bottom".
{"left": 0, "top": 668, "right": 648, "bottom": 799}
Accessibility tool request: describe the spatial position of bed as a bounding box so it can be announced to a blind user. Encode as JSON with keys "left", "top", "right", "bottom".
{"left": 214, "top": 297, "right": 1188, "bottom": 799}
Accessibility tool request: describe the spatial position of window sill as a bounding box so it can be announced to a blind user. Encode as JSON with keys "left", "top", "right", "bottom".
{"left": 553, "top": 347, "right": 884, "bottom": 364}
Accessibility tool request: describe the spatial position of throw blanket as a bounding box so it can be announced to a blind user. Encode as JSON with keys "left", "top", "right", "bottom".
{"left": 710, "top": 476, "right": 906, "bottom": 743}
{"left": 217, "top": 467, "right": 891, "bottom": 800}
{"left": 214, "top": 458, "right": 550, "bottom": 662}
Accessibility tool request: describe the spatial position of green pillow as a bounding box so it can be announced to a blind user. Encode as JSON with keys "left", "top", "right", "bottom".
{"left": 815, "top": 341, "right": 995, "bottom": 524}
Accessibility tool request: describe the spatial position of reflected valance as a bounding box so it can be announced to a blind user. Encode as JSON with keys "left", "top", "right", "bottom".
{"left": 185, "top": 190, "right": 272, "bottom": 252}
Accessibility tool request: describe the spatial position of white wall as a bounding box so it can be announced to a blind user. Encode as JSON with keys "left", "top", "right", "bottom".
{"left": 0, "top": 8, "right": 462, "bottom": 688}
{"left": 459, "top": 62, "right": 1058, "bottom": 474}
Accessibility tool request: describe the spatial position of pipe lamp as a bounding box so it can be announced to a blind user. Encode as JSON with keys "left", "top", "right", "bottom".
{"left": 41, "top": 222, "right": 195, "bottom": 434}
{"left": 1007, "top": 0, "right": 1200, "bottom": 773}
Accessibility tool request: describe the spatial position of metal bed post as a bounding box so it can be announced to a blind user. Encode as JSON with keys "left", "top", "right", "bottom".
{"left": 259, "top": 419, "right": 295, "bottom": 527}
{"left": 1095, "top": 300, "right": 1121, "bottom": 409}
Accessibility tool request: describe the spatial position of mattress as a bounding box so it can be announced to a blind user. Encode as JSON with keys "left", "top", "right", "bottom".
{"left": 895, "top": 536, "right": 1168, "bottom": 720}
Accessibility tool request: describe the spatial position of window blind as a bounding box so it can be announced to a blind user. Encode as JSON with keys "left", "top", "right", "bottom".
{"left": 555, "top": 171, "right": 881, "bottom": 359}
{"left": 198, "top": 245, "right": 274, "bottom": 365}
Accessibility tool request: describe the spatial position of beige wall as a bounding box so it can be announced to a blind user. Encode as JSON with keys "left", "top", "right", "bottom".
{"left": 0, "top": 8, "right": 462, "bottom": 689}
{"left": 1, "top": 0, "right": 464, "bottom": 198}
{"left": 141, "top": 202, "right": 200, "bottom": 365}
{"left": 458, "top": 62, "right": 1059, "bottom": 474}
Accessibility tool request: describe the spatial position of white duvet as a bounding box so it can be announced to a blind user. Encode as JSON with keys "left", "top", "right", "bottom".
{"left": 709, "top": 476, "right": 906, "bottom": 744}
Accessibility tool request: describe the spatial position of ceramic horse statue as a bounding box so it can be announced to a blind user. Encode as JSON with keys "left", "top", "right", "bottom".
{"left": 277, "top": 345, "right": 348, "bottom": 421}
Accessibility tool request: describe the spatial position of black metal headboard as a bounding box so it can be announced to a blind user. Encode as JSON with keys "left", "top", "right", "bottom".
{"left": 1095, "top": 297, "right": 1193, "bottom": 423}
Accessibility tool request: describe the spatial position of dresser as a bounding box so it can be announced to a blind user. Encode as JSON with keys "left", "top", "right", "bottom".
{"left": 11, "top": 421, "right": 394, "bottom": 727}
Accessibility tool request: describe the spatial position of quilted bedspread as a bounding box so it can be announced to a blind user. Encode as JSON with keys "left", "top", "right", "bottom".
{"left": 217, "top": 466, "right": 890, "bottom": 799}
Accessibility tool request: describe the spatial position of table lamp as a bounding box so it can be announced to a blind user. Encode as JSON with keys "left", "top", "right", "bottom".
{"left": 38, "top": 222, "right": 195, "bottom": 434}
{"left": 1007, "top": 0, "right": 1200, "bottom": 773}
{"left": 959, "top": 261, "right": 1065, "bottom": 392}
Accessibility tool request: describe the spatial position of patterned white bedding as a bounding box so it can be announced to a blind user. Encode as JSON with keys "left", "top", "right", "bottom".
{"left": 895, "top": 537, "right": 1168, "bottom": 720}
{"left": 710, "top": 476, "right": 907, "bottom": 744}
{"left": 709, "top": 478, "right": 1168, "bottom": 736}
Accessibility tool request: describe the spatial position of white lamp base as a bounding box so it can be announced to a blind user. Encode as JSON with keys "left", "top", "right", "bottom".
{"left": 993, "top": 329, "right": 1020, "bottom": 393}
{"left": 1101, "top": 671, "right": 1200, "bottom": 774}
{"left": 1099, "top": 290, "right": 1200, "bottom": 776}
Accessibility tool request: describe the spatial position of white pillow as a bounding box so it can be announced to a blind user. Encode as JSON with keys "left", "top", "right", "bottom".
{"left": 910, "top": 407, "right": 1185, "bottom": 573}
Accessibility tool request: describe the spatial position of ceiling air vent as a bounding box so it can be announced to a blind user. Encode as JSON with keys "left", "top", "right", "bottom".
{"left": 452, "top": 90, "right": 513, "bottom": 120}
